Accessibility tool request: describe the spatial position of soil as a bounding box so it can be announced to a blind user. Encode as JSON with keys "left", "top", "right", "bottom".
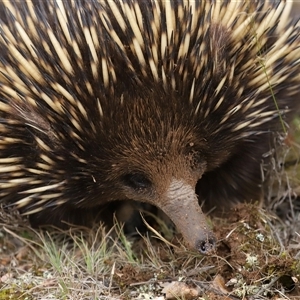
{"left": 0, "top": 203, "right": 299, "bottom": 299}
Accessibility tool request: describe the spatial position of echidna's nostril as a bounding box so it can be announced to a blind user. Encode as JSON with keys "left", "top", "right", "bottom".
{"left": 196, "top": 237, "right": 216, "bottom": 255}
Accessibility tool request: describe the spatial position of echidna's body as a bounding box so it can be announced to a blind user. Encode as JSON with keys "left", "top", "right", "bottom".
{"left": 0, "top": 1, "right": 299, "bottom": 253}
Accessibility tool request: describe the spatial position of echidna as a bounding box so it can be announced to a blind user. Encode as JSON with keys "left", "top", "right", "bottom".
{"left": 0, "top": 0, "right": 299, "bottom": 254}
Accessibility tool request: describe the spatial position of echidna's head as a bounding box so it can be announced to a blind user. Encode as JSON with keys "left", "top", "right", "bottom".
{"left": 90, "top": 88, "right": 220, "bottom": 253}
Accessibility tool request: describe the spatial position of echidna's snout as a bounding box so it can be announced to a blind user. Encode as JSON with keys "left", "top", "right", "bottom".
{"left": 161, "top": 179, "right": 216, "bottom": 255}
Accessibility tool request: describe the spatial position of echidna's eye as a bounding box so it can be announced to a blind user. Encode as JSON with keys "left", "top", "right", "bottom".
{"left": 122, "top": 173, "right": 152, "bottom": 190}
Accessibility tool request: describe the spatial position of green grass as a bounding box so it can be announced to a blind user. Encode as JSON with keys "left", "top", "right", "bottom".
{"left": 0, "top": 195, "right": 300, "bottom": 299}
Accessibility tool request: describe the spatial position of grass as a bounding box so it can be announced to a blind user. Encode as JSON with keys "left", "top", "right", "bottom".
{"left": 0, "top": 182, "right": 300, "bottom": 300}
